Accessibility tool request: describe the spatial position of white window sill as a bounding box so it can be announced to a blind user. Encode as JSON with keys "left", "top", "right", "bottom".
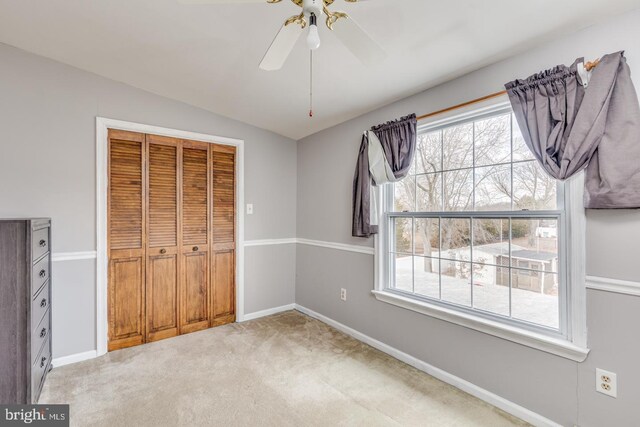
{"left": 371, "top": 290, "right": 590, "bottom": 362}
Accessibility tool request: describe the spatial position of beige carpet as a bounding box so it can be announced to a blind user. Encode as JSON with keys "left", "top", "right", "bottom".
{"left": 41, "top": 311, "right": 528, "bottom": 427}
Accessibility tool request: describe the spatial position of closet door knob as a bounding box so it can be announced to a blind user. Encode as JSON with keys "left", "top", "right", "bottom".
{"left": 39, "top": 239, "right": 46, "bottom": 247}
{"left": 160, "top": 248, "right": 167, "bottom": 254}
{"left": 40, "top": 328, "right": 47, "bottom": 338}
{"left": 40, "top": 298, "right": 47, "bottom": 308}
{"left": 39, "top": 269, "right": 46, "bottom": 278}
{"left": 40, "top": 356, "right": 47, "bottom": 368}
{"left": 192, "top": 246, "right": 199, "bottom": 252}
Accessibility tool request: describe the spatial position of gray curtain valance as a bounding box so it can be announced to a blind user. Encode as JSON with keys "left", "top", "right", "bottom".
{"left": 352, "top": 114, "right": 417, "bottom": 237}
{"left": 505, "top": 51, "right": 640, "bottom": 208}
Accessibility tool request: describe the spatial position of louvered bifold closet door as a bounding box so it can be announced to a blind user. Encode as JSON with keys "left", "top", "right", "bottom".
{"left": 211, "top": 145, "right": 236, "bottom": 326}
{"left": 107, "top": 130, "right": 146, "bottom": 351}
{"left": 180, "top": 140, "right": 210, "bottom": 334}
{"left": 146, "top": 135, "right": 180, "bottom": 342}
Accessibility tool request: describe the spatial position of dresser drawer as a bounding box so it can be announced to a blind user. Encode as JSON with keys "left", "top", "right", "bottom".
{"left": 32, "top": 283, "right": 50, "bottom": 335}
{"left": 31, "top": 308, "right": 50, "bottom": 366}
{"left": 32, "top": 226, "right": 50, "bottom": 262}
{"left": 31, "top": 335, "right": 51, "bottom": 403}
{"left": 32, "top": 254, "right": 50, "bottom": 295}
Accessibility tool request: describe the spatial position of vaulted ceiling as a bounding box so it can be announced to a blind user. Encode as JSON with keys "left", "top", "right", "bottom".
{"left": 1, "top": 0, "right": 638, "bottom": 139}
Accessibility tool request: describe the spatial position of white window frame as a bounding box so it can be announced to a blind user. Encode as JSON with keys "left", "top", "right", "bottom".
{"left": 372, "top": 98, "right": 589, "bottom": 362}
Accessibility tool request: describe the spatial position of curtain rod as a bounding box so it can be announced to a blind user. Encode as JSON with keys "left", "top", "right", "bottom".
{"left": 417, "top": 59, "right": 601, "bottom": 122}
{"left": 417, "top": 90, "right": 507, "bottom": 121}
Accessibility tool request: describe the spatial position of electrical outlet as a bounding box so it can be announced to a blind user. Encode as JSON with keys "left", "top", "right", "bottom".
{"left": 246, "top": 204, "right": 254, "bottom": 215}
{"left": 340, "top": 288, "right": 347, "bottom": 301}
{"left": 596, "top": 368, "right": 617, "bottom": 398}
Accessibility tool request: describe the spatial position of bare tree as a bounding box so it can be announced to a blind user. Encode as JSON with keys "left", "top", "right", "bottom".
{"left": 403, "top": 116, "right": 509, "bottom": 252}
{"left": 393, "top": 113, "right": 555, "bottom": 273}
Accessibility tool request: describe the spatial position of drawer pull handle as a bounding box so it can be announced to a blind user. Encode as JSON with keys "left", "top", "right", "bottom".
{"left": 160, "top": 248, "right": 167, "bottom": 254}
{"left": 192, "top": 246, "right": 199, "bottom": 252}
{"left": 40, "top": 328, "right": 47, "bottom": 338}
{"left": 39, "top": 269, "right": 46, "bottom": 278}
{"left": 40, "top": 356, "right": 47, "bottom": 368}
{"left": 40, "top": 298, "right": 47, "bottom": 308}
{"left": 39, "top": 239, "right": 46, "bottom": 247}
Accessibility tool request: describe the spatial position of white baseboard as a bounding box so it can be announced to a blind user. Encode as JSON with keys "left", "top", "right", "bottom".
{"left": 52, "top": 350, "right": 98, "bottom": 368}
{"left": 51, "top": 305, "right": 296, "bottom": 367}
{"left": 294, "top": 304, "right": 561, "bottom": 427}
{"left": 242, "top": 303, "right": 296, "bottom": 322}
{"left": 49, "top": 303, "right": 559, "bottom": 425}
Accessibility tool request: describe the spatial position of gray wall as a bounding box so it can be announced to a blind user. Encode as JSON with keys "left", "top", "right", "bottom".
{"left": 297, "top": 9, "right": 640, "bottom": 426}
{"left": 2, "top": 8, "right": 639, "bottom": 425}
{"left": 0, "top": 42, "right": 297, "bottom": 359}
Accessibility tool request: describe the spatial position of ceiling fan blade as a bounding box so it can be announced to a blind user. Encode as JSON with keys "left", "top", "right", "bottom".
{"left": 259, "top": 24, "right": 304, "bottom": 71}
{"left": 178, "top": 0, "right": 266, "bottom": 4}
{"left": 332, "top": 15, "right": 385, "bottom": 66}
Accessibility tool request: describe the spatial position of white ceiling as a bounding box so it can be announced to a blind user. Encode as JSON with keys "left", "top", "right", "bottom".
{"left": 1, "top": 0, "right": 638, "bottom": 140}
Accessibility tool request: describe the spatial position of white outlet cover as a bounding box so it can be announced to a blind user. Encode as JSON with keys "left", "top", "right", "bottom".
{"left": 340, "top": 288, "right": 347, "bottom": 301}
{"left": 596, "top": 368, "right": 617, "bottom": 398}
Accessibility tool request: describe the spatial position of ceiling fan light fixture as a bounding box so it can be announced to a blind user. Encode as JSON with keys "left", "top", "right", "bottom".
{"left": 306, "top": 13, "right": 321, "bottom": 50}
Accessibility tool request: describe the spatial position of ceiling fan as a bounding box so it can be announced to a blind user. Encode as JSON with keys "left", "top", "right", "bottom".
{"left": 179, "top": 0, "right": 386, "bottom": 71}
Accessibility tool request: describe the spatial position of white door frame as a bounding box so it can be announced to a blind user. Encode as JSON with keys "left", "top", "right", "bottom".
{"left": 96, "top": 117, "right": 245, "bottom": 357}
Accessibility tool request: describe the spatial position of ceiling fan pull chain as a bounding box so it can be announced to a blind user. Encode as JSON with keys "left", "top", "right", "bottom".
{"left": 309, "top": 49, "right": 314, "bottom": 118}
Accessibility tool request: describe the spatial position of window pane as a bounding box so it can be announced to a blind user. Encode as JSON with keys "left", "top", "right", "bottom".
{"left": 511, "top": 218, "right": 558, "bottom": 274}
{"left": 393, "top": 253, "right": 413, "bottom": 293}
{"left": 441, "top": 261, "right": 472, "bottom": 306}
{"left": 416, "top": 130, "right": 441, "bottom": 174}
{"left": 394, "top": 218, "right": 413, "bottom": 253}
{"left": 472, "top": 218, "right": 509, "bottom": 265}
{"left": 414, "top": 218, "right": 439, "bottom": 257}
{"left": 511, "top": 269, "right": 559, "bottom": 329}
{"left": 512, "top": 114, "right": 535, "bottom": 162}
{"left": 440, "top": 218, "right": 471, "bottom": 261}
{"left": 413, "top": 256, "right": 440, "bottom": 299}
{"left": 407, "top": 161, "right": 416, "bottom": 177}
{"left": 416, "top": 173, "right": 442, "bottom": 212}
{"left": 475, "top": 114, "right": 511, "bottom": 166}
{"left": 388, "top": 108, "right": 565, "bottom": 336}
{"left": 513, "top": 161, "right": 556, "bottom": 210}
{"left": 443, "top": 169, "right": 473, "bottom": 211}
{"left": 472, "top": 263, "right": 510, "bottom": 317}
{"left": 394, "top": 176, "right": 415, "bottom": 212}
{"left": 475, "top": 165, "right": 512, "bottom": 211}
{"left": 443, "top": 123, "right": 473, "bottom": 170}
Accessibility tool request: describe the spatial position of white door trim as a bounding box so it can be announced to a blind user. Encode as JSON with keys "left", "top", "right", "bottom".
{"left": 96, "top": 117, "right": 245, "bottom": 357}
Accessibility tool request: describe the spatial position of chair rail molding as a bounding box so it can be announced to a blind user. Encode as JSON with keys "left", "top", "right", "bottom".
{"left": 244, "top": 238, "right": 297, "bottom": 247}
{"left": 586, "top": 276, "right": 640, "bottom": 297}
{"left": 52, "top": 251, "right": 98, "bottom": 262}
{"left": 296, "top": 238, "right": 375, "bottom": 255}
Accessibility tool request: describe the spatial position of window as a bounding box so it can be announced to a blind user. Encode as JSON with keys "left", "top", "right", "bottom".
{"left": 375, "top": 101, "right": 585, "bottom": 347}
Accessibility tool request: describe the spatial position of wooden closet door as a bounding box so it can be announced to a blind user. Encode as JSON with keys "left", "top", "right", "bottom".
{"left": 146, "top": 135, "right": 180, "bottom": 342}
{"left": 107, "top": 130, "right": 146, "bottom": 351}
{"left": 211, "top": 145, "right": 236, "bottom": 326}
{"left": 180, "top": 140, "right": 210, "bottom": 334}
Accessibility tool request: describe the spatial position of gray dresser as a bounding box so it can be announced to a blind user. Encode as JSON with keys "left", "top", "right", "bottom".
{"left": 0, "top": 219, "right": 52, "bottom": 404}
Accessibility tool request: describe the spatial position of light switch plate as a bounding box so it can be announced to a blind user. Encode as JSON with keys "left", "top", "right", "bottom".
{"left": 246, "top": 204, "right": 254, "bottom": 215}
{"left": 596, "top": 368, "right": 617, "bottom": 398}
